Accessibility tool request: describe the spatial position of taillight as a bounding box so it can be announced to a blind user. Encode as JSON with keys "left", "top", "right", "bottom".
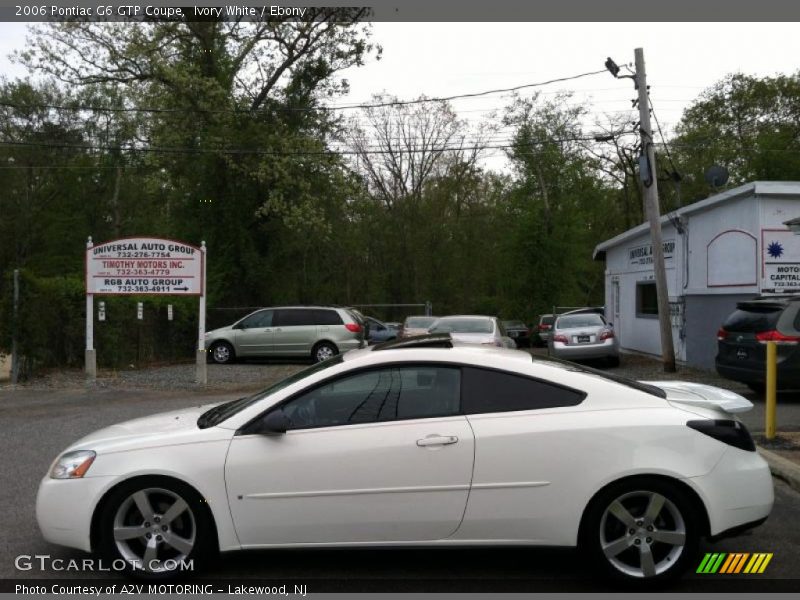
{"left": 553, "top": 334, "right": 568, "bottom": 344}
{"left": 687, "top": 419, "right": 755, "bottom": 452}
{"left": 539, "top": 324, "right": 552, "bottom": 331}
{"left": 599, "top": 329, "right": 614, "bottom": 341}
{"left": 716, "top": 328, "right": 728, "bottom": 341}
{"left": 755, "top": 330, "right": 800, "bottom": 345}
{"left": 345, "top": 323, "right": 362, "bottom": 333}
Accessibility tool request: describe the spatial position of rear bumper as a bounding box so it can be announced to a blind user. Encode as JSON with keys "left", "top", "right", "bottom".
{"left": 686, "top": 447, "right": 773, "bottom": 537}
{"left": 716, "top": 360, "right": 800, "bottom": 387}
{"left": 551, "top": 339, "right": 618, "bottom": 360}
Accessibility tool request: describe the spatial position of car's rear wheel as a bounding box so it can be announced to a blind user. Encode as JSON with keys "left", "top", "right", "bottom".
{"left": 97, "top": 478, "right": 214, "bottom": 579}
{"left": 312, "top": 341, "right": 338, "bottom": 363}
{"left": 581, "top": 478, "right": 700, "bottom": 584}
{"left": 210, "top": 341, "right": 235, "bottom": 365}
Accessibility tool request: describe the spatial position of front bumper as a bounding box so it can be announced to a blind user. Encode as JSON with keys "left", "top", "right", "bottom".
{"left": 36, "top": 475, "right": 116, "bottom": 553}
{"left": 686, "top": 447, "right": 773, "bottom": 537}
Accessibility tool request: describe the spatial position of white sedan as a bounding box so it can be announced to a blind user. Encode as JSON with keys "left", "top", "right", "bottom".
{"left": 37, "top": 335, "right": 773, "bottom": 583}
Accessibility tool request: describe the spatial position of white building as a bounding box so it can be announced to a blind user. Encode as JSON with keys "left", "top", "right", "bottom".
{"left": 593, "top": 181, "right": 800, "bottom": 369}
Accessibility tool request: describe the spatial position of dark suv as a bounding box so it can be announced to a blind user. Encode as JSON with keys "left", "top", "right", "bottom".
{"left": 715, "top": 296, "right": 800, "bottom": 389}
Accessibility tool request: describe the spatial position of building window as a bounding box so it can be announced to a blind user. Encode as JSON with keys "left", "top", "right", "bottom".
{"left": 636, "top": 281, "right": 658, "bottom": 318}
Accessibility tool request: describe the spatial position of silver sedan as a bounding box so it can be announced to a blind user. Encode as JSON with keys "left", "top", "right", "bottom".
{"left": 548, "top": 312, "right": 619, "bottom": 366}
{"left": 429, "top": 315, "right": 516, "bottom": 349}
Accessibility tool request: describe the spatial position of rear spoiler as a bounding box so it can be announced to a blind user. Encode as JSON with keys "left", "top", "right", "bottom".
{"left": 639, "top": 381, "right": 753, "bottom": 414}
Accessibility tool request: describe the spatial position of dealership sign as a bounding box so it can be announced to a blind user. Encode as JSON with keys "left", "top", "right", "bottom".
{"left": 86, "top": 238, "right": 203, "bottom": 295}
{"left": 628, "top": 239, "right": 675, "bottom": 267}
{"left": 761, "top": 229, "right": 800, "bottom": 293}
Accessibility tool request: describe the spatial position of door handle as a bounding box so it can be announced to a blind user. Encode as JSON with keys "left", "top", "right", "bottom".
{"left": 416, "top": 435, "right": 458, "bottom": 447}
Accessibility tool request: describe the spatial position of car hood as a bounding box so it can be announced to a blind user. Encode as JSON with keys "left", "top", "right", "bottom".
{"left": 66, "top": 403, "right": 231, "bottom": 454}
{"left": 206, "top": 325, "right": 233, "bottom": 337}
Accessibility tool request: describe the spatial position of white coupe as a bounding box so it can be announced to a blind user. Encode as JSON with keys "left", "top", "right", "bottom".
{"left": 37, "top": 335, "right": 773, "bottom": 583}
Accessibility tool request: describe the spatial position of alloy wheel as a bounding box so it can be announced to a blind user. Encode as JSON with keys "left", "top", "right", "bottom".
{"left": 315, "top": 344, "right": 335, "bottom": 362}
{"left": 599, "top": 490, "right": 687, "bottom": 578}
{"left": 113, "top": 487, "right": 196, "bottom": 573}
{"left": 213, "top": 344, "right": 231, "bottom": 363}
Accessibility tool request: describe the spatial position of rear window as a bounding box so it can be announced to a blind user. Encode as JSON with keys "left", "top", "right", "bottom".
{"left": 540, "top": 315, "right": 554, "bottom": 325}
{"left": 503, "top": 320, "right": 526, "bottom": 328}
{"left": 431, "top": 318, "right": 493, "bottom": 334}
{"left": 406, "top": 317, "right": 436, "bottom": 328}
{"left": 532, "top": 354, "right": 667, "bottom": 399}
{"left": 557, "top": 314, "right": 605, "bottom": 329}
{"left": 723, "top": 306, "right": 783, "bottom": 333}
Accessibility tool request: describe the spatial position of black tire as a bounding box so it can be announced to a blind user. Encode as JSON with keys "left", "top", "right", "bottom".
{"left": 96, "top": 476, "right": 215, "bottom": 580}
{"left": 209, "top": 341, "right": 235, "bottom": 365}
{"left": 606, "top": 356, "right": 621, "bottom": 368}
{"left": 312, "top": 341, "right": 339, "bottom": 363}
{"left": 580, "top": 477, "right": 701, "bottom": 586}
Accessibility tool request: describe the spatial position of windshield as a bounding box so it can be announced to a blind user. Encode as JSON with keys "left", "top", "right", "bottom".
{"left": 431, "top": 318, "right": 493, "bottom": 334}
{"left": 406, "top": 317, "right": 436, "bottom": 328}
{"left": 557, "top": 314, "right": 605, "bottom": 329}
{"left": 197, "top": 355, "right": 344, "bottom": 428}
{"left": 532, "top": 354, "right": 666, "bottom": 398}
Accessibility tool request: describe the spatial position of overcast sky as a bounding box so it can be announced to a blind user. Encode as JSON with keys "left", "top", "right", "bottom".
{"left": 2, "top": 21, "right": 800, "bottom": 169}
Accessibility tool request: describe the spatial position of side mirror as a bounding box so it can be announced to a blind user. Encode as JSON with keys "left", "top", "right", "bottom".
{"left": 256, "top": 410, "right": 291, "bottom": 435}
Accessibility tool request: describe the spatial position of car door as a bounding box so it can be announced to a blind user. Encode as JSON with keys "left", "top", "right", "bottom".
{"left": 232, "top": 310, "right": 274, "bottom": 356}
{"left": 272, "top": 308, "right": 318, "bottom": 355}
{"left": 453, "top": 366, "right": 586, "bottom": 544}
{"left": 224, "top": 364, "right": 474, "bottom": 545}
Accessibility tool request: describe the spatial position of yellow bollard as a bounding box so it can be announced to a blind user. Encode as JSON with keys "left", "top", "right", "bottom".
{"left": 765, "top": 341, "right": 777, "bottom": 440}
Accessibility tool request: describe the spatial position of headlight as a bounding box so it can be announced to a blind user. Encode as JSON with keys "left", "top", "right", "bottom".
{"left": 50, "top": 450, "right": 96, "bottom": 479}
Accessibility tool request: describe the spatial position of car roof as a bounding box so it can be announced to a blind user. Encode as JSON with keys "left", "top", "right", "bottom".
{"left": 434, "top": 314, "right": 495, "bottom": 320}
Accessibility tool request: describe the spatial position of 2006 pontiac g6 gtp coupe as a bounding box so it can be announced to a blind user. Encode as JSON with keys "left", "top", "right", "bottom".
{"left": 37, "top": 334, "right": 773, "bottom": 583}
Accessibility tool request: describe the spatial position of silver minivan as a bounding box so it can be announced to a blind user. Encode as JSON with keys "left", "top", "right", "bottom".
{"left": 205, "top": 306, "right": 366, "bottom": 364}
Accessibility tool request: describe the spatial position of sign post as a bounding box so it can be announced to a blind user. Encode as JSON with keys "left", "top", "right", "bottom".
{"left": 85, "top": 237, "right": 96, "bottom": 380}
{"left": 196, "top": 241, "right": 207, "bottom": 385}
{"left": 85, "top": 237, "right": 206, "bottom": 384}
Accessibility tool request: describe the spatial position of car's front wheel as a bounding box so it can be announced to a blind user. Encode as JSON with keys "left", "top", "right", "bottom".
{"left": 581, "top": 478, "right": 700, "bottom": 584}
{"left": 96, "top": 477, "right": 214, "bottom": 579}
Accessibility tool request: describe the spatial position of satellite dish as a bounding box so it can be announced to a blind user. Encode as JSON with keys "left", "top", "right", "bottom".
{"left": 704, "top": 165, "right": 729, "bottom": 188}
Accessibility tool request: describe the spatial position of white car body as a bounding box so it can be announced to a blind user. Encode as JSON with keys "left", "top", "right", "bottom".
{"left": 37, "top": 343, "right": 773, "bottom": 580}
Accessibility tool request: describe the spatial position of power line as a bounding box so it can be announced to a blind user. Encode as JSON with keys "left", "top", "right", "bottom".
{"left": 0, "top": 69, "right": 609, "bottom": 116}
{"left": 648, "top": 93, "right": 680, "bottom": 177}
{"left": 0, "top": 132, "right": 628, "bottom": 157}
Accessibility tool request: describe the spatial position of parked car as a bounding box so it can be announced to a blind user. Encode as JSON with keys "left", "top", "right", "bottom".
{"left": 204, "top": 306, "right": 366, "bottom": 364}
{"left": 502, "top": 320, "right": 531, "bottom": 348}
{"left": 535, "top": 314, "right": 555, "bottom": 346}
{"left": 429, "top": 315, "right": 515, "bottom": 348}
{"left": 365, "top": 316, "right": 398, "bottom": 345}
{"left": 549, "top": 311, "right": 619, "bottom": 366}
{"left": 716, "top": 296, "right": 800, "bottom": 390}
{"left": 400, "top": 315, "right": 438, "bottom": 338}
{"left": 38, "top": 335, "right": 772, "bottom": 583}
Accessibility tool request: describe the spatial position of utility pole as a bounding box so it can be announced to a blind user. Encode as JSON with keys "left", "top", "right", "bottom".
{"left": 634, "top": 47, "right": 676, "bottom": 372}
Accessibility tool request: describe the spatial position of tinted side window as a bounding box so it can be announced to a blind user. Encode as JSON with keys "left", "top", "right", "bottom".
{"left": 281, "top": 366, "right": 461, "bottom": 429}
{"left": 238, "top": 310, "right": 273, "bottom": 329}
{"left": 313, "top": 309, "right": 343, "bottom": 325}
{"left": 461, "top": 367, "right": 584, "bottom": 414}
{"left": 274, "top": 309, "right": 316, "bottom": 327}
